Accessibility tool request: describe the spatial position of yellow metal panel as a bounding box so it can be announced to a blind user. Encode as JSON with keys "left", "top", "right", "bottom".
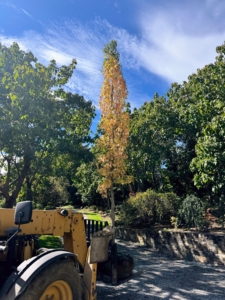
{"left": 21, "top": 210, "right": 55, "bottom": 235}
{"left": 0, "top": 209, "right": 56, "bottom": 235}
{"left": 52, "top": 210, "right": 65, "bottom": 236}
{"left": 71, "top": 213, "right": 87, "bottom": 268}
{"left": 0, "top": 209, "right": 88, "bottom": 264}
{"left": 83, "top": 248, "right": 97, "bottom": 300}
{"left": 0, "top": 207, "right": 98, "bottom": 300}
{"left": 0, "top": 209, "right": 14, "bottom": 235}
{"left": 41, "top": 218, "right": 50, "bottom": 232}
{"left": 63, "top": 232, "right": 73, "bottom": 253}
{"left": 64, "top": 215, "right": 71, "bottom": 233}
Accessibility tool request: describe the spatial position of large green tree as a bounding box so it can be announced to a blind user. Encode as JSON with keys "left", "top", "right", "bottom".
{"left": 168, "top": 42, "right": 225, "bottom": 206}
{"left": 128, "top": 93, "right": 175, "bottom": 192}
{"left": 0, "top": 42, "right": 95, "bottom": 207}
{"left": 189, "top": 43, "right": 225, "bottom": 210}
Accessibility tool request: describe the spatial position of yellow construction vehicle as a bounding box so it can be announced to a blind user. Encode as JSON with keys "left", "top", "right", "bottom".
{"left": 0, "top": 201, "right": 133, "bottom": 300}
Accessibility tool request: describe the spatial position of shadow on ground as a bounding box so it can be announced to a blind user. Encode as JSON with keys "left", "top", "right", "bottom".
{"left": 97, "top": 239, "right": 225, "bottom": 300}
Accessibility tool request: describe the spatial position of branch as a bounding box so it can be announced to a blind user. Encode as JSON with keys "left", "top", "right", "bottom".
{"left": 0, "top": 184, "right": 9, "bottom": 199}
{"left": 30, "top": 150, "right": 47, "bottom": 183}
{"left": 5, "top": 158, "right": 11, "bottom": 190}
{"left": 13, "top": 156, "right": 21, "bottom": 177}
{"left": 9, "top": 178, "right": 19, "bottom": 186}
{"left": 11, "top": 152, "right": 31, "bottom": 201}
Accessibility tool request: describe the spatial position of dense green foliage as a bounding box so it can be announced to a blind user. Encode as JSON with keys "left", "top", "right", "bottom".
{"left": 74, "top": 161, "right": 102, "bottom": 206}
{"left": 177, "top": 195, "right": 207, "bottom": 229}
{"left": 0, "top": 43, "right": 94, "bottom": 207}
{"left": 2, "top": 40, "right": 225, "bottom": 229}
{"left": 127, "top": 93, "right": 175, "bottom": 192}
{"left": 119, "top": 189, "right": 179, "bottom": 227}
{"left": 38, "top": 235, "right": 62, "bottom": 249}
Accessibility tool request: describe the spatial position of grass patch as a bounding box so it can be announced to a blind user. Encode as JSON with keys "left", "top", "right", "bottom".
{"left": 78, "top": 209, "right": 103, "bottom": 221}
{"left": 38, "top": 235, "right": 62, "bottom": 249}
{"left": 82, "top": 212, "right": 102, "bottom": 221}
{"left": 61, "top": 205, "right": 75, "bottom": 209}
{"left": 79, "top": 208, "right": 112, "bottom": 225}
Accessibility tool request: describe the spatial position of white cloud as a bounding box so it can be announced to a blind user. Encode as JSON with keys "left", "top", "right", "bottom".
{"left": 0, "top": 23, "right": 104, "bottom": 104}
{"left": 1, "top": 0, "right": 225, "bottom": 108}
{"left": 134, "top": 0, "right": 225, "bottom": 83}
{"left": 41, "top": 48, "right": 74, "bottom": 65}
{"left": 20, "top": 8, "right": 32, "bottom": 19}
{"left": 1, "top": 2, "right": 32, "bottom": 19}
{"left": 137, "top": 27, "right": 225, "bottom": 83}
{"left": 4, "top": 1, "right": 20, "bottom": 12}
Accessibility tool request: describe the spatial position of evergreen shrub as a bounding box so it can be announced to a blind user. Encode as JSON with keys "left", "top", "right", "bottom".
{"left": 177, "top": 194, "right": 208, "bottom": 229}
{"left": 119, "top": 189, "right": 179, "bottom": 227}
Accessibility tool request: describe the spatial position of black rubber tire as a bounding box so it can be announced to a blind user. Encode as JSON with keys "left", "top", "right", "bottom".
{"left": 16, "top": 258, "right": 82, "bottom": 300}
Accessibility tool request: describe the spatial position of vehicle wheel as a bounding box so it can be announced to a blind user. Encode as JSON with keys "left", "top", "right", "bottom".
{"left": 17, "top": 258, "right": 82, "bottom": 300}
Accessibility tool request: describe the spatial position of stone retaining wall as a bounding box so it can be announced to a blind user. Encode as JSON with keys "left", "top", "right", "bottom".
{"left": 116, "top": 227, "right": 225, "bottom": 266}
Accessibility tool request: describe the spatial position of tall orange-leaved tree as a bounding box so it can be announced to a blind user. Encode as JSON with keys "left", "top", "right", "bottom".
{"left": 96, "top": 40, "right": 132, "bottom": 241}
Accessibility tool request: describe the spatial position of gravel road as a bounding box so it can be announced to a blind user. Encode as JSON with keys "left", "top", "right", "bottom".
{"left": 97, "top": 239, "right": 225, "bottom": 299}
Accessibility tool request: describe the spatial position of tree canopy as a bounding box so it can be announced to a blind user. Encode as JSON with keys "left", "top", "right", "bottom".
{"left": 2, "top": 39, "right": 225, "bottom": 228}
{"left": 0, "top": 42, "right": 95, "bottom": 207}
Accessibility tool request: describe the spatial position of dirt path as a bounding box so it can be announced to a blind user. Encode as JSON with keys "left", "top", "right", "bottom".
{"left": 97, "top": 239, "right": 225, "bottom": 299}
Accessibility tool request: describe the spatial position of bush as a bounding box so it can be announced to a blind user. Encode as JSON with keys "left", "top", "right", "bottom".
{"left": 119, "top": 201, "right": 139, "bottom": 226}
{"left": 34, "top": 176, "right": 70, "bottom": 209}
{"left": 119, "top": 189, "right": 179, "bottom": 227}
{"left": 177, "top": 195, "right": 208, "bottom": 230}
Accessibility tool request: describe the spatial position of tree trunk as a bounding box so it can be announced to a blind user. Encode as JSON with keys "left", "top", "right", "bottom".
{"left": 4, "top": 195, "right": 15, "bottom": 208}
{"left": 4, "top": 153, "right": 31, "bottom": 208}
{"left": 26, "top": 177, "right": 33, "bottom": 201}
{"left": 110, "top": 186, "right": 115, "bottom": 243}
{"left": 110, "top": 186, "right": 117, "bottom": 285}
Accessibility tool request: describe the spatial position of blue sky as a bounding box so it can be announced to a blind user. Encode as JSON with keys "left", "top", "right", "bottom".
{"left": 1, "top": 0, "right": 225, "bottom": 132}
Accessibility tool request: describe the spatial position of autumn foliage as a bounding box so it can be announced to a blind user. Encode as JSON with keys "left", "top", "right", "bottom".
{"left": 96, "top": 40, "right": 132, "bottom": 200}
